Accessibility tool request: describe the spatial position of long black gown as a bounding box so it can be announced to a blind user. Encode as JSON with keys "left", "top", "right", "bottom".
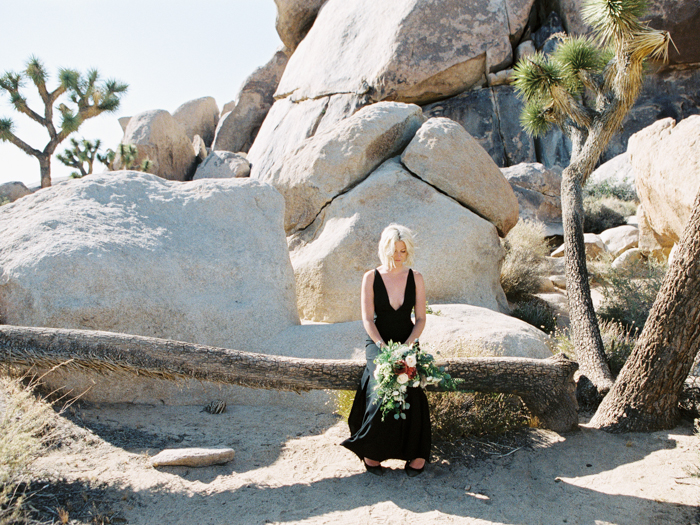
{"left": 341, "top": 268, "right": 431, "bottom": 462}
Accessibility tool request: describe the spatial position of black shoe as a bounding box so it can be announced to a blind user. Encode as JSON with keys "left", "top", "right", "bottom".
{"left": 404, "top": 461, "right": 425, "bottom": 477}
{"left": 363, "top": 460, "right": 384, "bottom": 476}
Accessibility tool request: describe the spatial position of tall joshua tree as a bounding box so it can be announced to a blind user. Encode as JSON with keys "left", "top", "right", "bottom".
{"left": 0, "top": 56, "right": 128, "bottom": 188}
{"left": 512, "top": 0, "right": 671, "bottom": 394}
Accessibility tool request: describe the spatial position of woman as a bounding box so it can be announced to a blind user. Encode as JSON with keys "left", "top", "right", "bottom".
{"left": 341, "top": 224, "right": 430, "bottom": 476}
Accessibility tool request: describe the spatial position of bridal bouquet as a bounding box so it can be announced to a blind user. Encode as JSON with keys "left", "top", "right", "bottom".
{"left": 373, "top": 341, "right": 462, "bottom": 420}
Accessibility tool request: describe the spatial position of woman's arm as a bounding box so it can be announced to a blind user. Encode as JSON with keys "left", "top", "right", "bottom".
{"left": 361, "top": 270, "right": 384, "bottom": 346}
{"left": 407, "top": 271, "right": 426, "bottom": 346}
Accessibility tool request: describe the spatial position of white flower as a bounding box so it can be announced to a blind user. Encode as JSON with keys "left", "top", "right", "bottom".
{"left": 405, "top": 355, "right": 417, "bottom": 367}
{"left": 412, "top": 381, "right": 420, "bottom": 387}
{"left": 400, "top": 385, "right": 407, "bottom": 392}
{"left": 374, "top": 369, "right": 381, "bottom": 380}
{"left": 397, "top": 373, "right": 409, "bottom": 384}
{"left": 392, "top": 390, "right": 400, "bottom": 397}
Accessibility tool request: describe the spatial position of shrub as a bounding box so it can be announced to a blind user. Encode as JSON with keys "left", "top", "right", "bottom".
{"left": 0, "top": 376, "right": 57, "bottom": 524}
{"left": 598, "top": 319, "right": 638, "bottom": 376}
{"left": 429, "top": 391, "right": 532, "bottom": 441}
{"left": 583, "top": 196, "right": 637, "bottom": 234}
{"left": 597, "top": 256, "right": 668, "bottom": 331}
{"left": 511, "top": 296, "right": 558, "bottom": 334}
{"left": 584, "top": 179, "right": 637, "bottom": 202}
{"left": 500, "top": 219, "right": 551, "bottom": 300}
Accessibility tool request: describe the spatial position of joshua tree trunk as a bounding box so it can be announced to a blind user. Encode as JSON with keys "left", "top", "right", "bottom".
{"left": 560, "top": 132, "right": 615, "bottom": 394}
{"left": 39, "top": 153, "right": 52, "bottom": 188}
{"left": 0, "top": 325, "right": 579, "bottom": 432}
{"left": 590, "top": 190, "right": 700, "bottom": 432}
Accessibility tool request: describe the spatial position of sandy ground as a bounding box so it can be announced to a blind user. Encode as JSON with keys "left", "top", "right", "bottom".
{"left": 23, "top": 399, "right": 700, "bottom": 525}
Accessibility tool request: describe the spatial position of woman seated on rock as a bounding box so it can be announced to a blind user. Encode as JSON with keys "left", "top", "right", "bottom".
{"left": 341, "top": 223, "right": 430, "bottom": 477}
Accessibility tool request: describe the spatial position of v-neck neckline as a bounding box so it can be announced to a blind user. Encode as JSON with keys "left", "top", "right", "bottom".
{"left": 376, "top": 269, "right": 411, "bottom": 311}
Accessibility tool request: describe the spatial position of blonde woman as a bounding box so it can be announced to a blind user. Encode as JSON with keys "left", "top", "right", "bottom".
{"left": 341, "top": 224, "right": 430, "bottom": 476}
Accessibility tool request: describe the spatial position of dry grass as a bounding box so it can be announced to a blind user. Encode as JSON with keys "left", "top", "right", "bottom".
{"left": 0, "top": 375, "right": 58, "bottom": 525}
{"left": 500, "top": 219, "right": 551, "bottom": 300}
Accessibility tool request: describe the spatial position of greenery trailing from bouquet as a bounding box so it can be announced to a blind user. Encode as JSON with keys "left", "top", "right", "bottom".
{"left": 373, "top": 341, "right": 462, "bottom": 420}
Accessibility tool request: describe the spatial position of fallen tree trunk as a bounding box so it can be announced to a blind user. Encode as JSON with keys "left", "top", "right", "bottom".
{"left": 0, "top": 325, "right": 579, "bottom": 432}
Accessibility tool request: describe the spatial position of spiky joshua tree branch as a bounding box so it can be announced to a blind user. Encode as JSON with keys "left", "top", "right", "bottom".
{"left": 0, "top": 56, "right": 128, "bottom": 188}
{"left": 512, "top": 0, "right": 671, "bottom": 394}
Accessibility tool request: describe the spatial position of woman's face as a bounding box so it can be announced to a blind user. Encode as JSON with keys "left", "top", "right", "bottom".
{"left": 392, "top": 241, "right": 407, "bottom": 267}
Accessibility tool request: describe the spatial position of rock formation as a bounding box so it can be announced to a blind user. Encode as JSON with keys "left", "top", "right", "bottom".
{"left": 0, "top": 172, "right": 299, "bottom": 348}
{"left": 289, "top": 157, "right": 509, "bottom": 323}
{"left": 117, "top": 110, "right": 197, "bottom": 181}
{"left": 629, "top": 116, "right": 700, "bottom": 246}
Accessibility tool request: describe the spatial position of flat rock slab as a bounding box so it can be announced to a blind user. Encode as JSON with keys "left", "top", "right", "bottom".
{"left": 151, "top": 447, "right": 235, "bottom": 467}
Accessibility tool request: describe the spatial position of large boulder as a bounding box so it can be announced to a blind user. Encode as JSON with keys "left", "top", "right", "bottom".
{"left": 501, "top": 163, "right": 563, "bottom": 236}
{"left": 629, "top": 116, "right": 700, "bottom": 244}
{"left": 289, "top": 157, "right": 509, "bottom": 322}
{"left": 172, "top": 96, "right": 219, "bottom": 146}
{"left": 422, "top": 86, "right": 536, "bottom": 168}
{"left": 212, "top": 48, "right": 289, "bottom": 154}
{"left": 256, "top": 102, "right": 425, "bottom": 234}
{"left": 422, "top": 305, "right": 552, "bottom": 359}
{"left": 599, "top": 225, "right": 639, "bottom": 258}
{"left": 587, "top": 152, "right": 636, "bottom": 196}
{"left": 192, "top": 151, "right": 251, "bottom": 179}
{"left": 0, "top": 172, "right": 299, "bottom": 347}
{"left": 118, "top": 110, "right": 197, "bottom": 181}
{"left": 401, "top": 117, "right": 519, "bottom": 237}
{"left": 247, "top": 94, "right": 368, "bottom": 180}
{"left": 275, "top": 0, "right": 536, "bottom": 105}
{"left": 274, "top": 0, "right": 327, "bottom": 52}
{"left": 0, "top": 181, "right": 31, "bottom": 203}
{"left": 553, "top": 0, "right": 700, "bottom": 65}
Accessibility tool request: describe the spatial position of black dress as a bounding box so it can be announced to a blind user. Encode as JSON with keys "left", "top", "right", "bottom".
{"left": 341, "top": 268, "right": 431, "bottom": 462}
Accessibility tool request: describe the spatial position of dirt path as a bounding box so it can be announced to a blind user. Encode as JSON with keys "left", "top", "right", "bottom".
{"left": 27, "top": 401, "right": 700, "bottom": 525}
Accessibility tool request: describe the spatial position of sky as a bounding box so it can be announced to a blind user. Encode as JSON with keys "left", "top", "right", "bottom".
{"left": 0, "top": 0, "right": 282, "bottom": 188}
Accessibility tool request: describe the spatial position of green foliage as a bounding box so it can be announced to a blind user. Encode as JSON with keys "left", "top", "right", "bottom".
{"left": 99, "top": 143, "right": 153, "bottom": 173}
{"left": 597, "top": 319, "right": 637, "bottom": 375}
{"left": 584, "top": 179, "right": 638, "bottom": 202}
{"left": 425, "top": 302, "right": 441, "bottom": 316}
{"left": 554, "top": 36, "right": 607, "bottom": 79}
{"left": 511, "top": 297, "right": 558, "bottom": 334}
{"left": 596, "top": 255, "right": 668, "bottom": 331}
{"left": 0, "top": 55, "right": 128, "bottom": 187}
{"left": 500, "top": 219, "right": 551, "bottom": 300}
{"left": 581, "top": 0, "right": 649, "bottom": 45}
{"left": 583, "top": 195, "right": 636, "bottom": 233}
{"left": 549, "top": 321, "right": 637, "bottom": 376}
{"left": 57, "top": 137, "right": 102, "bottom": 178}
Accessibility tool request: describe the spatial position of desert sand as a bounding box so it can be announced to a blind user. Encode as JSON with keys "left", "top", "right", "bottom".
{"left": 26, "top": 398, "right": 700, "bottom": 525}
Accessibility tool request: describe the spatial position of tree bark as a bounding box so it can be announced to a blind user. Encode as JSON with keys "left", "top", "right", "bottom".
{"left": 39, "top": 153, "right": 51, "bottom": 188}
{"left": 590, "top": 189, "right": 700, "bottom": 432}
{"left": 560, "top": 130, "right": 615, "bottom": 394}
{"left": 0, "top": 325, "right": 579, "bottom": 432}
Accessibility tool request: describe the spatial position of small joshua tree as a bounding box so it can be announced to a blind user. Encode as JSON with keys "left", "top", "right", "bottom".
{"left": 57, "top": 137, "right": 102, "bottom": 178}
{"left": 0, "top": 56, "right": 128, "bottom": 188}
{"left": 512, "top": 0, "right": 671, "bottom": 394}
{"left": 98, "top": 143, "right": 153, "bottom": 173}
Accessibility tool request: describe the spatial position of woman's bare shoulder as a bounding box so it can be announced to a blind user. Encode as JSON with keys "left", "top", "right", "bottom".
{"left": 362, "top": 269, "right": 377, "bottom": 283}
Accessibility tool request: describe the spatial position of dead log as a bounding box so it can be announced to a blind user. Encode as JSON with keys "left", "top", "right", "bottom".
{"left": 0, "top": 325, "right": 579, "bottom": 432}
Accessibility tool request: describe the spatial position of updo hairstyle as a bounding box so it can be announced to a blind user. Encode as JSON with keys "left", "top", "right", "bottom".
{"left": 377, "top": 224, "right": 416, "bottom": 270}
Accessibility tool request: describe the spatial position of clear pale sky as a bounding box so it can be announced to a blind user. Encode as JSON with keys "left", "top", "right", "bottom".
{"left": 0, "top": 0, "right": 282, "bottom": 188}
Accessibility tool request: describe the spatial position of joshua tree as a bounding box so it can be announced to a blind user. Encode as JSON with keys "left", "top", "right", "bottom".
{"left": 98, "top": 143, "right": 153, "bottom": 173}
{"left": 0, "top": 56, "right": 128, "bottom": 188}
{"left": 513, "top": 0, "right": 671, "bottom": 394}
{"left": 590, "top": 188, "right": 700, "bottom": 431}
{"left": 57, "top": 138, "right": 102, "bottom": 178}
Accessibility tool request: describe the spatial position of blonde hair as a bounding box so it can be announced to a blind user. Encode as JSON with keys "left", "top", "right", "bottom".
{"left": 378, "top": 224, "right": 416, "bottom": 270}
